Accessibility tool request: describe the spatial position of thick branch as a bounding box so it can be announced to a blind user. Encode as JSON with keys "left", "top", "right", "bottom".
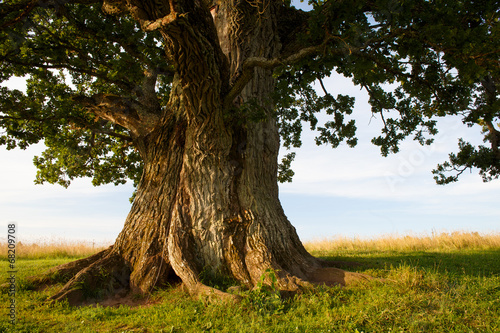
{"left": 73, "top": 94, "right": 159, "bottom": 138}
{"left": 104, "top": 0, "right": 182, "bottom": 32}
{"left": 0, "top": 110, "right": 133, "bottom": 142}
{"left": 137, "top": 67, "right": 162, "bottom": 113}
{"left": 223, "top": 42, "right": 330, "bottom": 110}
{"left": 276, "top": 1, "right": 378, "bottom": 57}
{"left": 0, "top": 0, "right": 37, "bottom": 30}
{"left": 61, "top": 9, "right": 168, "bottom": 71}
{"left": 87, "top": 122, "right": 133, "bottom": 142}
{"left": 140, "top": 12, "right": 182, "bottom": 32}
{"left": 2, "top": 56, "right": 134, "bottom": 91}
{"left": 102, "top": 0, "right": 128, "bottom": 15}
{"left": 485, "top": 120, "right": 500, "bottom": 156}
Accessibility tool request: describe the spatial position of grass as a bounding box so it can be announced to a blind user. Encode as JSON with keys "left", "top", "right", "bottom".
{"left": 303, "top": 231, "right": 500, "bottom": 253}
{"left": 1, "top": 231, "right": 499, "bottom": 332}
{"left": 0, "top": 237, "right": 110, "bottom": 260}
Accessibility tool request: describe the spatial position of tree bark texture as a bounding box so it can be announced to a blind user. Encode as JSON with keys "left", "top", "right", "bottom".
{"left": 45, "top": 1, "right": 368, "bottom": 304}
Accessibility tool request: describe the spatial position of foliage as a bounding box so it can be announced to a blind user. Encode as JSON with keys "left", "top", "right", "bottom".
{"left": 0, "top": 0, "right": 499, "bottom": 188}
{"left": 245, "top": 269, "right": 286, "bottom": 316}
{"left": 0, "top": 1, "right": 167, "bottom": 187}
{"left": 276, "top": 0, "right": 499, "bottom": 183}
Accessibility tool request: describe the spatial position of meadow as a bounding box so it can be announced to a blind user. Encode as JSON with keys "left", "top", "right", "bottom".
{"left": 1, "top": 231, "right": 499, "bottom": 332}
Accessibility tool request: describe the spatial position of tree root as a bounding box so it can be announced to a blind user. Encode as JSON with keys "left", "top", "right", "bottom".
{"left": 308, "top": 267, "right": 373, "bottom": 287}
{"left": 22, "top": 248, "right": 375, "bottom": 307}
{"left": 25, "top": 247, "right": 113, "bottom": 289}
{"left": 308, "top": 258, "right": 374, "bottom": 287}
{"left": 189, "top": 282, "right": 242, "bottom": 302}
{"left": 46, "top": 250, "right": 130, "bottom": 305}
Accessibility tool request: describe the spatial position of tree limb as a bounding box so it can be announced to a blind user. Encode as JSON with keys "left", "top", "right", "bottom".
{"left": 103, "top": 0, "right": 183, "bottom": 32}
{"left": 318, "top": 77, "right": 330, "bottom": 96}
{"left": 140, "top": 12, "right": 182, "bottom": 32}
{"left": 61, "top": 8, "right": 168, "bottom": 71}
{"left": 223, "top": 42, "right": 331, "bottom": 110}
{"left": 0, "top": 110, "right": 133, "bottom": 142}
{"left": 2, "top": 55, "right": 135, "bottom": 91}
{"left": 0, "top": 0, "right": 38, "bottom": 30}
{"left": 73, "top": 94, "right": 159, "bottom": 137}
{"left": 87, "top": 123, "right": 133, "bottom": 142}
{"left": 0, "top": 0, "right": 99, "bottom": 30}
{"left": 485, "top": 120, "right": 500, "bottom": 155}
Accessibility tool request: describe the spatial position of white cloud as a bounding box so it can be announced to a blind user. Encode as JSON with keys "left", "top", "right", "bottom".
{"left": 277, "top": 73, "right": 500, "bottom": 237}
{"left": 1, "top": 72, "right": 498, "bottom": 242}
{"left": 0, "top": 144, "right": 133, "bottom": 242}
{"left": 0, "top": 144, "right": 133, "bottom": 202}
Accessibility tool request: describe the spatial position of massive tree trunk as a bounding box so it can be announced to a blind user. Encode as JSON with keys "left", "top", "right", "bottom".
{"left": 43, "top": 1, "right": 367, "bottom": 304}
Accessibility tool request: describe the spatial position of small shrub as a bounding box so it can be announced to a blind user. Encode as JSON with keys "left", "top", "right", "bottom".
{"left": 245, "top": 269, "right": 286, "bottom": 316}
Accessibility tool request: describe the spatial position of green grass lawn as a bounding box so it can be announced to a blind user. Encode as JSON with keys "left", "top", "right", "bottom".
{"left": 1, "top": 237, "right": 499, "bottom": 332}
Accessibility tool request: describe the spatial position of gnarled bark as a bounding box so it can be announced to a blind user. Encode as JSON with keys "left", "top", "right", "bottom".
{"left": 31, "top": 1, "right": 370, "bottom": 305}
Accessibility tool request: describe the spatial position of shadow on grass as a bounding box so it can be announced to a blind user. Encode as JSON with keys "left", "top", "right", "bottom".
{"left": 319, "top": 248, "right": 500, "bottom": 277}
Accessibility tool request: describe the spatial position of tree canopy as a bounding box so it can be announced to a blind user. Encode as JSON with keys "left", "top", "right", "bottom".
{"left": 1, "top": 0, "right": 499, "bottom": 304}
{"left": 1, "top": 0, "right": 499, "bottom": 187}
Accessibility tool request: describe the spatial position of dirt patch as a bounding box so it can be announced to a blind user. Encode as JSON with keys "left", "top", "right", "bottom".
{"left": 98, "top": 293, "right": 161, "bottom": 308}
{"left": 308, "top": 267, "right": 373, "bottom": 287}
{"left": 79, "top": 288, "right": 164, "bottom": 308}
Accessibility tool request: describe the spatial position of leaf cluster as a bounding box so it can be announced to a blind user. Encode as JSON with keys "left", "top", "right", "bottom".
{"left": 276, "top": 0, "right": 499, "bottom": 183}
{"left": 0, "top": 0, "right": 498, "bottom": 189}
{"left": 246, "top": 269, "right": 287, "bottom": 316}
{"left": 1, "top": 1, "right": 170, "bottom": 188}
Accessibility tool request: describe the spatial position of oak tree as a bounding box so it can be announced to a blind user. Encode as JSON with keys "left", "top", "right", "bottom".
{"left": 1, "top": 0, "right": 498, "bottom": 303}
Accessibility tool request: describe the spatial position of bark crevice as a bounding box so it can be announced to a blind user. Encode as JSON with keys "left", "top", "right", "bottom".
{"left": 22, "top": 2, "right": 376, "bottom": 305}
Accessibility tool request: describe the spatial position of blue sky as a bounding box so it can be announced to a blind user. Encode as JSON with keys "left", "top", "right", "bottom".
{"left": 1, "top": 73, "right": 499, "bottom": 244}
{"left": 279, "top": 73, "right": 500, "bottom": 240}
{"left": 1, "top": 3, "right": 499, "bottom": 243}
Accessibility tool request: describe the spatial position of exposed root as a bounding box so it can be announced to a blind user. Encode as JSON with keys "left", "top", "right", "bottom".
{"left": 26, "top": 247, "right": 113, "bottom": 289}
{"left": 49, "top": 251, "right": 130, "bottom": 306}
{"left": 19, "top": 243, "right": 376, "bottom": 307}
{"left": 307, "top": 258, "right": 374, "bottom": 287}
{"left": 308, "top": 267, "right": 373, "bottom": 287}
{"left": 189, "top": 282, "right": 242, "bottom": 302}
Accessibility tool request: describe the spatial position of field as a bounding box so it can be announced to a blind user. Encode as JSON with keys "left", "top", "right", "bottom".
{"left": 1, "top": 232, "right": 499, "bottom": 332}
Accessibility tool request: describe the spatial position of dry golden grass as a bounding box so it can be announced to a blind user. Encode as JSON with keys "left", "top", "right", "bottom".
{"left": 304, "top": 231, "right": 500, "bottom": 253}
{"left": 1, "top": 231, "right": 498, "bottom": 260}
{"left": 0, "top": 237, "right": 111, "bottom": 259}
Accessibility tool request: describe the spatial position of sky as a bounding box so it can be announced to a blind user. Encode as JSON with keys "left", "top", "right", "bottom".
{"left": 1, "top": 72, "right": 499, "bottom": 244}
{"left": 279, "top": 74, "right": 500, "bottom": 240}
{"left": 1, "top": 3, "right": 499, "bottom": 244}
